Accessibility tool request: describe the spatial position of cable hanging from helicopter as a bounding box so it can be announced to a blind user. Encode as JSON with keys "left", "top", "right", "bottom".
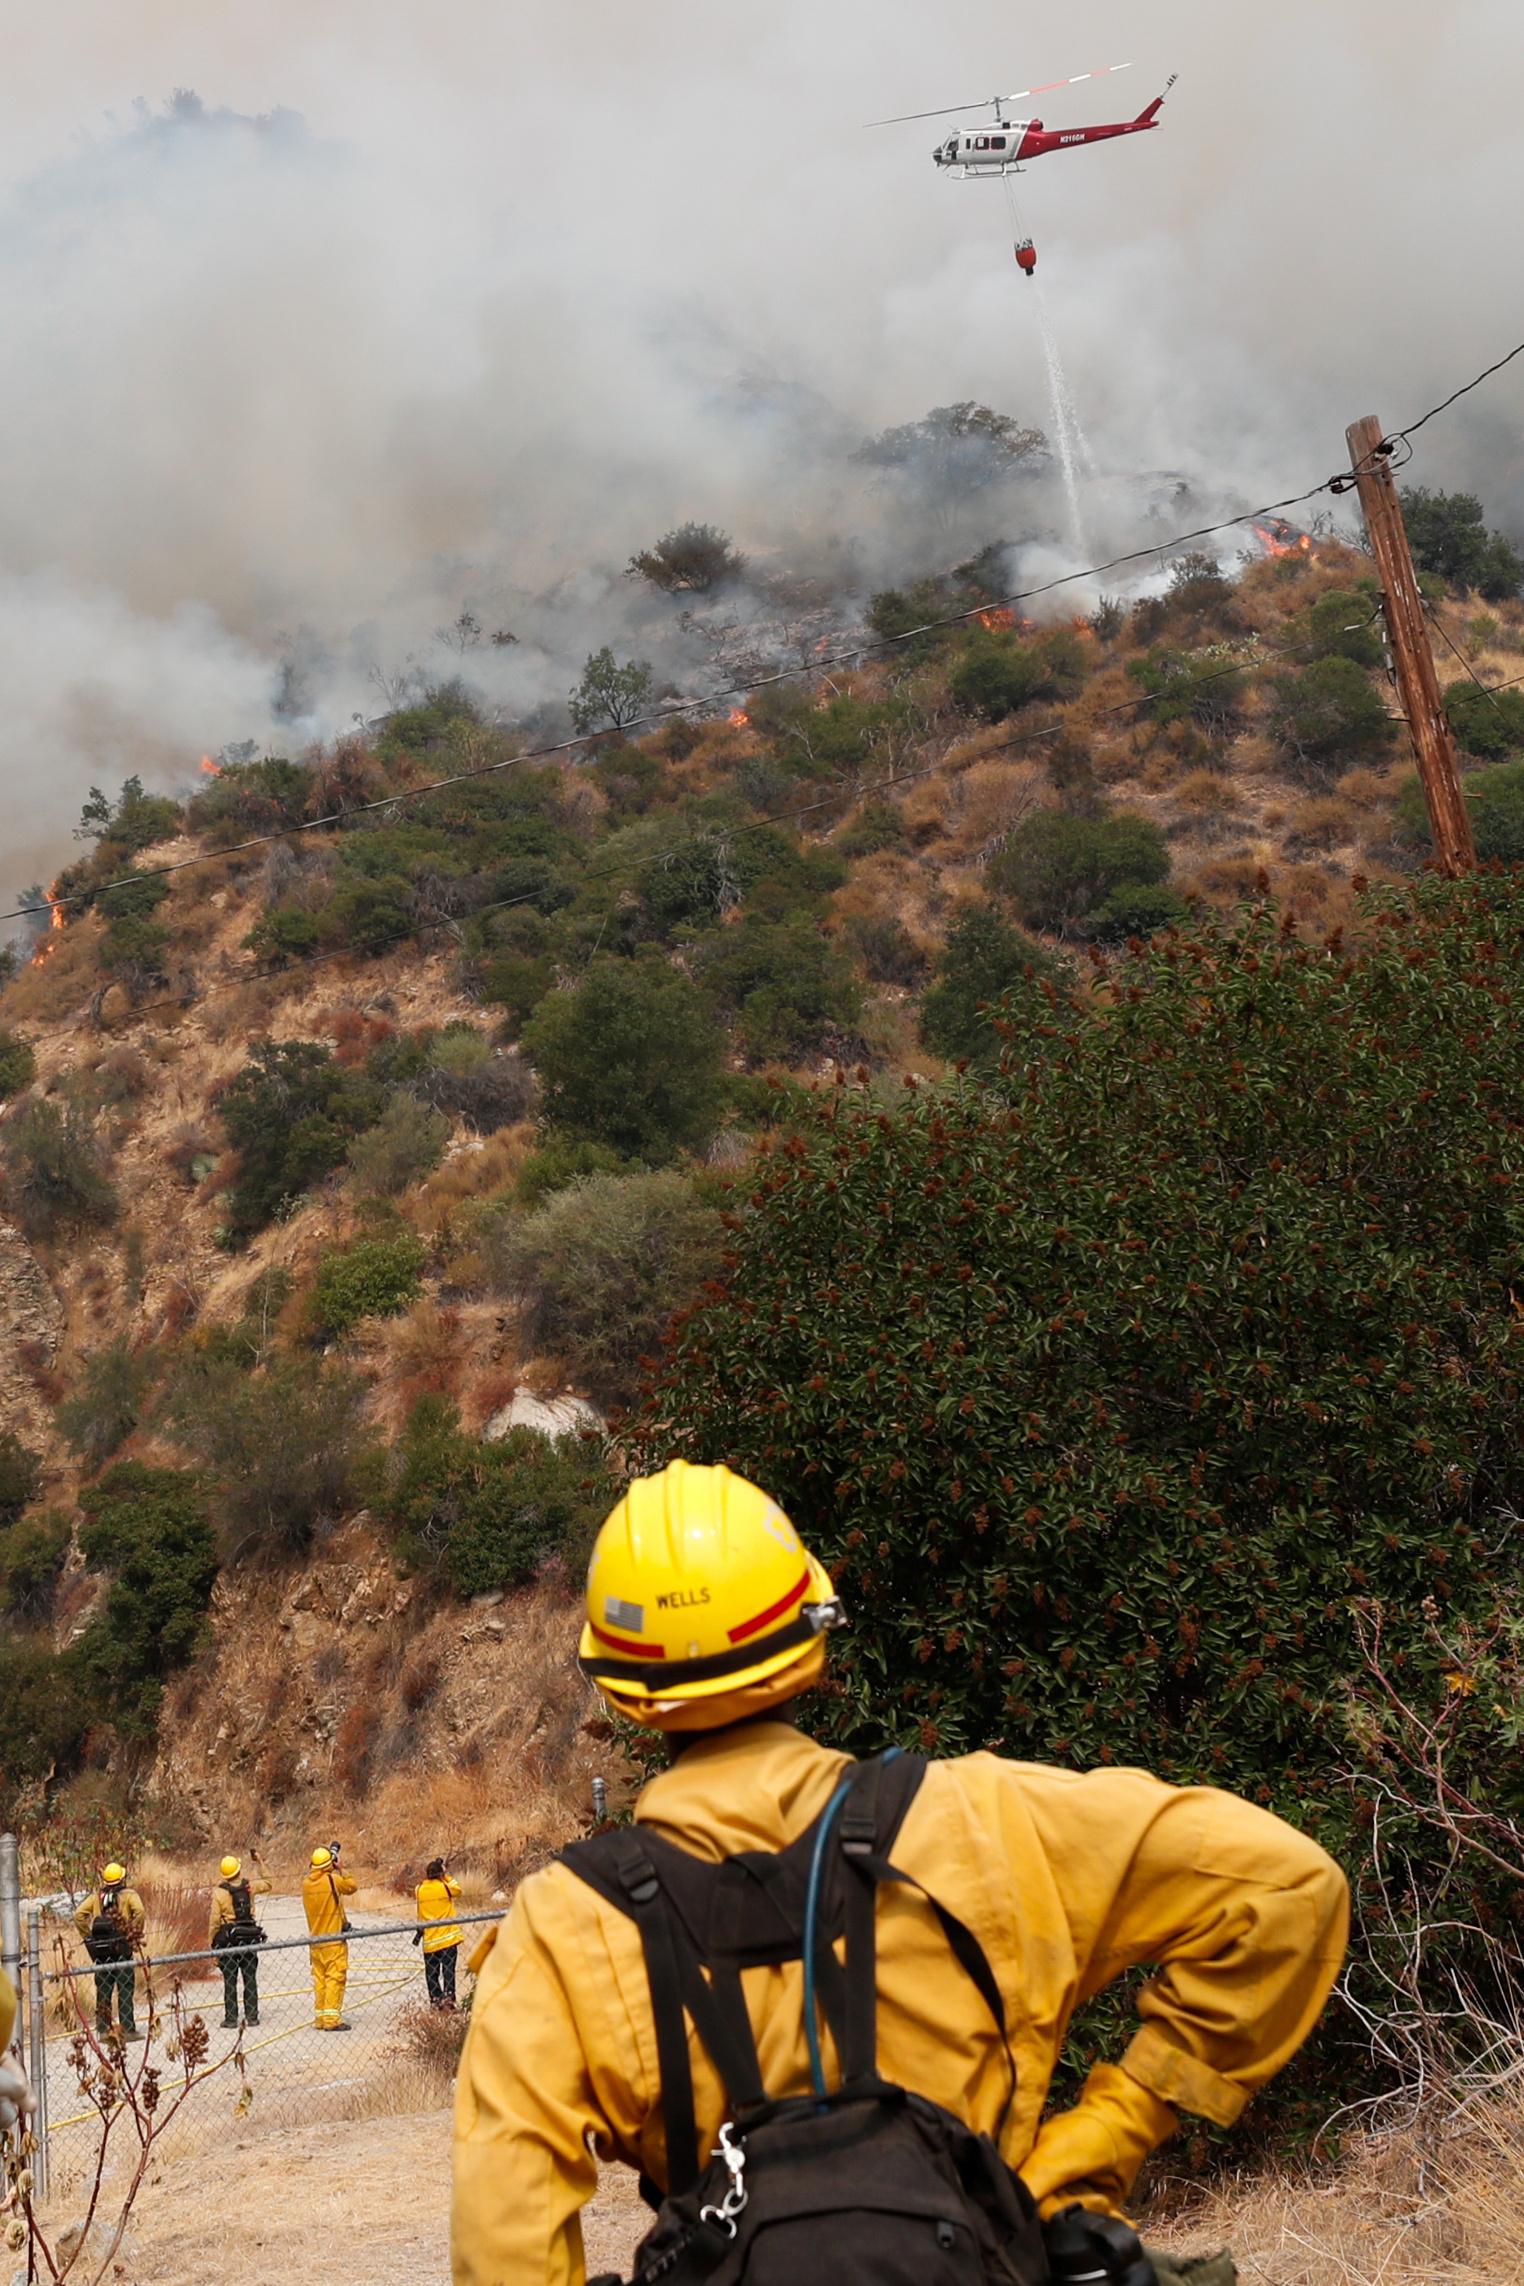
{"left": 867, "top": 65, "right": 1177, "bottom": 274}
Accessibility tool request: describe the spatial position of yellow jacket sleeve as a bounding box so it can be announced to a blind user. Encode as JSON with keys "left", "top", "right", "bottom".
{"left": 1001, "top": 1765, "right": 1349, "bottom": 2215}
{"left": 0, "top": 1970, "right": 14, "bottom": 2053}
{"left": 453, "top": 1891, "right": 603, "bottom": 2286}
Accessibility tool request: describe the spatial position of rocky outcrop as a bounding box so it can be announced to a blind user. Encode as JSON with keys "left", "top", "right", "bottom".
{"left": 0, "top": 1220, "right": 63, "bottom": 1451}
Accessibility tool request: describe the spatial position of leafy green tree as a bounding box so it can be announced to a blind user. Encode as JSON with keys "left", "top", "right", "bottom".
{"left": 246, "top": 905, "right": 322, "bottom": 965}
{"left": 1398, "top": 756, "right": 1524, "bottom": 862}
{"left": 74, "top": 775, "right": 183, "bottom": 853}
{"left": 1265, "top": 656, "right": 1394, "bottom": 778}
{"left": 1081, "top": 881, "right": 1192, "bottom": 945}
{"left": 920, "top": 906, "right": 1064, "bottom": 1068}
{"left": 1445, "top": 682, "right": 1524, "bottom": 760}
{"left": 627, "top": 523, "right": 745, "bottom": 595}
{"left": 523, "top": 959, "right": 727, "bottom": 1163}
{"left": 700, "top": 918, "right": 862, "bottom": 1064}
{"left": 319, "top": 875, "right": 413, "bottom": 956}
{"left": 56, "top": 1341, "right": 155, "bottom": 1468}
{"left": 0, "top": 1032, "right": 36, "bottom": 1101}
{"left": 856, "top": 402, "right": 1047, "bottom": 527}
{"left": 1293, "top": 586, "right": 1383, "bottom": 669}
{"left": 377, "top": 1398, "right": 612, "bottom": 1594}
{"left": 97, "top": 872, "right": 173, "bottom": 990}
{"left": 309, "top": 1232, "right": 427, "bottom": 1338}
{"left": 644, "top": 872, "right": 1524, "bottom": 2114}
{"left": 0, "top": 1434, "right": 41, "bottom": 1527}
{"left": 216, "top": 1040, "right": 384, "bottom": 1243}
{"left": 487, "top": 1169, "right": 723, "bottom": 1408}
{"left": 0, "top": 1093, "right": 117, "bottom": 1236}
{"left": 949, "top": 630, "right": 1088, "bottom": 722}
{"left": 569, "top": 648, "right": 656, "bottom": 734}
{"left": 990, "top": 811, "right": 1171, "bottom": 935}
{"left": 76, "top": 1465, "right": 218, "bottom": 1730}
{"left": 1402, "top": 486, "right": 1524, "bottom": 600}
{"left": 164, "top": 1354, "right": 372, "bottom": 1558}
{"left": 0, "top": 1509, "right": 70, "bottom": 1621}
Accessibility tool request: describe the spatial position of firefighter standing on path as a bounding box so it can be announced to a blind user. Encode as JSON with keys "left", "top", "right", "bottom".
{"left": 452, "top": 1462, "right": 1349, "bottom": 2286}
{"left": 209, "top": 1849, "right": 271, "bottom": 2029}
{"left": 415, "top": 1858, "right": 465, "bottom": 2011}
{"left": 74, "top": 1861, "right": 145, "bottom": 2042}
{"left": 302, "top": 1844, "right": 357, "bottom": 2032}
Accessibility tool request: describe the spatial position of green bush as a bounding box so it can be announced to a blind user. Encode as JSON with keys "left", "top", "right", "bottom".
{"left": 186, "top": 756, "right": 311, "bottom": 844}
{"left": 524, "top": 959, "right": 727, "bottom": 1164}
{"left": 0, "top": 1032, "right": 37, "bottom": 1101}
{"left": 0, "top": 1093, "right": 117, "bottom": 1236}
{"left": 990, "top": 810, "right": 1171, "bottom": 935}
{"left": 645, "top": 872, "right": 1524, "bottom": 2118}
{"left": 515, "top": 1136, "right": 629, "bottom": 1209}
{"left": 841, "top": 911, "right": 927, "bottom": 988}
{"left": 769, "top": 695, "right": 908, "bottom": 783}
{"left": 1079, "top": 880, "right": 1192, "bottom": 945}
{"left": 1397, "top": 756, "right": 1524, "bottom": 862}
{"left": 949, "top": 629, "right": 1088, "bottom": 722}
{"left": 56, "top": 1340, "right": 155, "bottom": 1468}
{"left": 919, "top": 906, "right": 1064, "bottom": 1068}
{"left": 310, "top": 1233, "right": 427, "bottom": 1338}
{"left": 347, "top": 1097, "right": 451, "bottom": 1197}
{"left": 247, "top": 905, "right": 322, "bottom": 965}
{"left": 0, "top": 1433, "right": 41, "bottom": 1527}
{"left": 319, "top": 875, "right": 414, "bottom": 955}
{"left": 569, "top": 648, "right": 655, "bottom": 734}
{"left": 0, "top": 1508, "right": 70, "bottom": 1621}
{"left": 412, "top": 1028, "right": 538, "bottom": 1132}
{"left": 1293, "top": 587, "right": 1383, "bottom": 669}
{"left": 76, "top": 1465, "right": 218, "bottom": 1730}
{"left": 700, "top": 919, "right": 862, "bottom": 1064}
{"left": 1127, "top": 649, "right": 1247, "bottom": 731}
{"left": 217, "top": 1040, "right": 385, "bottom": 1244}
{"left": 1264, "top": 655, "right": 1395, "bottom": 778}
{"left": 833, "top": 802, "right": 906, "bottom": 859}
{"left": 627, "top": 523, "right": 745, "bottom": 595}
{"left": 1401, "top": 486, "right": 1524, "bottom": 600}
{"left": 0, "top": 1637, "right": 89, "bottom": 1796}
{"left": 377, "top": 1398, "right": 612, "bottom": 1595}
{"left": 164, "top": 1354, "right": 372, "bottom": 1557}
{"left": 485, "top": 1170, "right": 723, "bottom": 1407}
{"left": 1445, "top": 682, "right": 1524, "bottom": 760}
{"left": 75, "top": 776, "right": 183, "bottom": 855}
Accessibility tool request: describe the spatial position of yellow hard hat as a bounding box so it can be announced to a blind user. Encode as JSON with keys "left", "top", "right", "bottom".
{"left": 310, "top": 1846, "right": 333, "bottom": 1869}
{"left": 220, "top": 1856, "right": 241, "bottom": 1880}
{"left": 101, "top": 1862, "right": 127, "bottom": 1884}
{"left": 578, "top": 1461, "right": 843, "bottom": 1732}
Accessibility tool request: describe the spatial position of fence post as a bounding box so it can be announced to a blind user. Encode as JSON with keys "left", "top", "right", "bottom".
{"left": 0, "top": 1836, "right": 21, "bottom": 2015}
{"left": 25, "top": 1909, "right": 47, "bottom": 2200}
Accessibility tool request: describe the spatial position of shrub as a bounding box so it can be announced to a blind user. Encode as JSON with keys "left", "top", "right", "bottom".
{"left": 186, "top": 755, "right": 311, "bottom": 843}
{"left": 0, "top": 1637, "right": 89, "bottom": 1796}
{"left": 485, "top": 1170, "right": 723, "bottom": 1407}
{"left": 377, "top": 1397, "right": 612, "bottom": 1595}
{"left": 523, "top": 959, "right": 728, "bottom": 1164}
{"left": 1446, "top": 681, "right": 1524, "bottom": 760}
{"left": 834, "top": 802, "right": 905, "bottom": 859}
{"left": 1398, "top": 756, "right": 1524, "bottom": 862}
{"left": 76, "top": 1465, "right": 218, "bottom": 1730}
{"left": 164, "top": 1354, "right": 373, "bottom": 1557}
{"left": 1078, "top": 880, "right": 1192, "bottom": 945}
{"left": 0, "top": 1508, "right": 70, "bottom": 1621}
{"left": 1127, "top": 649, "right": 1247, "bottom": 732}
{"left": 948, "top": 629, "right": 1087, "bottom": 722}
{"left": 626, "top": 523, "right": 745, "bottom": 595}
{"left": 990, "top": 810, "right": 1171, "bottom": 935}
{"left": 0, "top": 1094, "right": 117, "bottom": 1236}
{"left": 0, "top": 1433, "right": 41, "bottom": 1527}
{"left": 347, "top": 1098, "right": 451, "bottom": 1196}
{"left": 320, "top": 875, "right": 414, "bottom": 955}
{"left": 1293, "top": 586, "right": 1383, "bottom": 669}
{"left": 919, "top": 906, "right": 1065, "bottom": 1069}
{"left": 0, "top": 1032, "right": 36, "bottom": 1101}
{"left": 569, "top": 648, "right": 656, "bottom": 734}
{"left": 515, "top": 1136, "right": 628, "bottom": 1209}
{"left": 217, "top": 1039, "right": 385, "bottom": 1243}
{"left": 841, "top": 912, "right": 927, "bottom": 988}
{"left": 1265, "top": 656, "right": 1395, "bottom": 779}
{"left": 310, "top": 1233, "right": 428, "bottom": 1339}
{"left": 773, "top": 695, "right": 907, "bottom": 782}
{"left": 247, "top": 905, "right": 322, "bottom": 965}
{"left": 700, "top": 919, "right": 862, "bottom": 1064}
{"left": 1401, "top": 486, "right": 1524, "bottom": 600}
{"left": 56, "top": 1341, "right": 155, "bottom": 1468}
{"left": 413, "top": 1030, "right": 538, "bottom": 1132}
{"left": 74, "top": 776, "right": 183, "bottom": 855}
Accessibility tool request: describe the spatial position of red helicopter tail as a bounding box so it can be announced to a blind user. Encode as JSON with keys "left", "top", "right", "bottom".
{"left": 1135, "top": 73, "right": 1178, "bottom": 126}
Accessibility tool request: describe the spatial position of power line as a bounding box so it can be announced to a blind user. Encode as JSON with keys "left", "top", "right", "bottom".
{"left": 8, "top": 330, "right": 1524, "bottom": 938}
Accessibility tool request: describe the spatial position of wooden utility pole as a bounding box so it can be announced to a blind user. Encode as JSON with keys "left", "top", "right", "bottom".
{"left": 1344, "top": 413, "right": 1476, "bottom": 874}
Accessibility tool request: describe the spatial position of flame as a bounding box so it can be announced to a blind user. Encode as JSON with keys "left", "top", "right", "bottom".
{"left": 32, "top": 880, "right": 65, "bottom": 964}
{"left": 1254, "top": 520, "right": 1317, "bottom": 562}
{"left": 977, "top": 607, "right": 1017, "bottom": 631}
{"left": 200, "top": 754, "right": 221, "bottom": 777}
{"left": 727, "top": 709, "right": 750, "bottom": 729}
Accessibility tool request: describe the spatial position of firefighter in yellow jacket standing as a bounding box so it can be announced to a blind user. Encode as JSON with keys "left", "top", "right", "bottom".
{"left": 452, "top": 1463, "right": 1350, "bottom": 2286}
{"left": 302, "top": 1845, "right": 357, "bottom": 2032}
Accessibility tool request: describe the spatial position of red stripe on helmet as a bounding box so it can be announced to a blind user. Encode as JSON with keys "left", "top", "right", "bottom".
{"left": 590, "top": 1624, "right": 667, "bottom": 1659}
{"left": 728, "top": 1568, "right": 811, "bottom": 1645}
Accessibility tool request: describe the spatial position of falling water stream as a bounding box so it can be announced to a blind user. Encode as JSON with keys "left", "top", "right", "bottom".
{"left": 1033, "top": 281, "right": 1094, "bottom": 557}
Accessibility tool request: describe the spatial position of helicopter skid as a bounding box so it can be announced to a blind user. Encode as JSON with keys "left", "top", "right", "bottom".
{"left": 945, "top": 162, "right": 1027, "bottom": 180}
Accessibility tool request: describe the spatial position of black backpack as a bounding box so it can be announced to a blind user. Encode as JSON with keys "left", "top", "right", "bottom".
{"left": 87, "top": 1885, "right": 132, "bottom": 1965}
{"left": 560, "top": 1751, "right": 1051, "bottom": 2286}
{"left": 212, "top": 1880, "right": 268, "bottom": 1951}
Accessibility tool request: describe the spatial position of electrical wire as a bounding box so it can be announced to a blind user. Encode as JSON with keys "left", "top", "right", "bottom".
{"left": 1424, "top": 601, "right": 1519, "bottom": 725}
{"left": 8, "top": 331, "right": 1524, "bottom": 940}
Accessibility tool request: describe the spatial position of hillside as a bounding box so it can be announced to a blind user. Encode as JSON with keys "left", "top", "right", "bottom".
{"left": 1, "top": 515, "right": 1522, "bottom": 1863}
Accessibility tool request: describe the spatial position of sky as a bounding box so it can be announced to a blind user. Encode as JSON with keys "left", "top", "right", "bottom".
{"left": 3, "top": 0, "right": 1523, "bottom": 898}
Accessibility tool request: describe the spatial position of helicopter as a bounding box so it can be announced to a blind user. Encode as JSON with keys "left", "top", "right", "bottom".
{"left": 869, "top": 65, "right": 1177, "bottom": 274}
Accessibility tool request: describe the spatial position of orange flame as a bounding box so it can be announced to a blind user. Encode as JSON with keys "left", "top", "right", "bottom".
{"left": 1254, "top": 521, "right": 1317, "bottom": 562}
{"left": 728, "top": 709, "right": 750, "bottom": 729}
{"left": 32, "top": 881, "right": 65, "bottom": 964}
{"left": 977, "top": 607, "right": 1017, "bottom": 631}
{"left": 200, "top": 754, "right": 221, "bottom": 777}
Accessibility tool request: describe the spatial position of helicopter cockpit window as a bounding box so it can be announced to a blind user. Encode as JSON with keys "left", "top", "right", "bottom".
{"left": 990, "top": 134, "right": 1007, "bottom": 149}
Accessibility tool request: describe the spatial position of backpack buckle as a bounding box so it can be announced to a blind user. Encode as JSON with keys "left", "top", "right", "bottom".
{"left": 617, "top": 1854, "right": 662, "bottom": 1908}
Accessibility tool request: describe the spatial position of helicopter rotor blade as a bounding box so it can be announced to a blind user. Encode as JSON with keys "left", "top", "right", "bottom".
{"left": 864, "top": 61, "right": 1133, "bottom": 128}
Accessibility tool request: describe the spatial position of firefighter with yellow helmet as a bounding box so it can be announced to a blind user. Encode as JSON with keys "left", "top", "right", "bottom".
{"left": 302, "top": 1844, "right": 357, "bottom": 2032}
{"left": 452, "top": 1462, "right": 1348, "bottom": 2286}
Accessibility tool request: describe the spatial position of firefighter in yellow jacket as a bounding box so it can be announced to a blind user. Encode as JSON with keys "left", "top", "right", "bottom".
{"left": 452, "top": 1463, "right": 1349, "bottom": 2286}
{"left": 302, "top": 1845, "right": 357, "bottom": 2031}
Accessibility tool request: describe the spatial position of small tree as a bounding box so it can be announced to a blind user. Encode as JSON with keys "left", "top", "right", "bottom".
{"left": 377, "top": 1399, "right": 612, "bottom": 1594}
{"left": 347, "top": 1096, "right": 451, "bottom": 1196}
{"left": 990, "top": 811, "right": 1171, "bottom": 935}
{"left": 0, "top": 1507, "right": 69, "bottom": 1621}
{"left": 920, "top": 906, "right": 1064, "bottom": 1068}
{"left": 485, "top": 1170, "right": 723, "bottom": 1408}
{"left": 1398, "top": 757, "right": 1524, "bottom": 862}
{"left": 1294, "top": 586, "right": 1384, "bottom": 669}
{"left": 1266, "top": 656, "right": 1394, "bottom": 779}
{"left": 627, "top": 523, "right": 746, "bottom": 595}
{"left": 0, "top": 1031, "right": 35, "bottom": 1101}
{"left": 949, "top": 630, "right": 1088, "bottom": 722}
{"left": 216, "top": 1039, "right": 384, "bottom": 1243}
{"left": 0, "top": 1093, "right": 117, "bottom": 1236}
{"left": 56, "top": 1341, "right": 155, "bottom": 1469}
{"left": 76, "top": 1465, "right": 219, "bottom": 1728}
{"left": 856, "top": 402, "right": 1048, "bottom": 528}
{"left": 164, "top": 1354, "right": 372, "bottom": 1558}
{"left": 1446, "top": 682, "right": 1524, "bottom": 761}
{"left": 523, "top": 958, "right": 728, "bottom": 1163}
{"left": 0, "top": 1433, "right": 41, "bottom": 1526}
{"left": 699, "top": 918, "right": 862, "bottom": 1064}
{"left": 1402, "top": 486, "right": 1524, "bottom": 600}
{"left": 74, "top": 775, "right": 183, "bottom": 853}
{"left": 569, "top": 648, "right": 657, "bottom": 734}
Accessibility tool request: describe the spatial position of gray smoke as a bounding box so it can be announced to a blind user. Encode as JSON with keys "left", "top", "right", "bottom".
{"left": 3, "top": 0, "right": 1521, "bottom": 898}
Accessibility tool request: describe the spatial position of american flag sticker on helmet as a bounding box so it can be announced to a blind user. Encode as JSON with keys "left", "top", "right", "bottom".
{"left": 604, "top": 1596, "right": 645, "bottom": 1632}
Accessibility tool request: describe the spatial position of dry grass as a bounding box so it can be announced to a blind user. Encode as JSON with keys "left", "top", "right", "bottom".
{"left": 409, "top": 1132, "right": 525, "bottom": 1240}
{"left": 1173, "top": 770, "right": 1243, "bottom": 819}
{"left": 1282, "top": 796, "right": 1360, "bottom": 853}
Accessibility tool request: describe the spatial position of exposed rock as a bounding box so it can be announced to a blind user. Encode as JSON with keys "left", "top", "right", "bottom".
{"left": 486, "top": 1389, "right": 606, "bottom": 1443}
{"left": 0, "top": 1221, "right": 64, "bottom": 1455}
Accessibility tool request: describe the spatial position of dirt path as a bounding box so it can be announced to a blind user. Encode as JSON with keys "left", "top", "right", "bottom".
{"left": 91, "top": 2110, "right": 645, "bottom": 2286}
